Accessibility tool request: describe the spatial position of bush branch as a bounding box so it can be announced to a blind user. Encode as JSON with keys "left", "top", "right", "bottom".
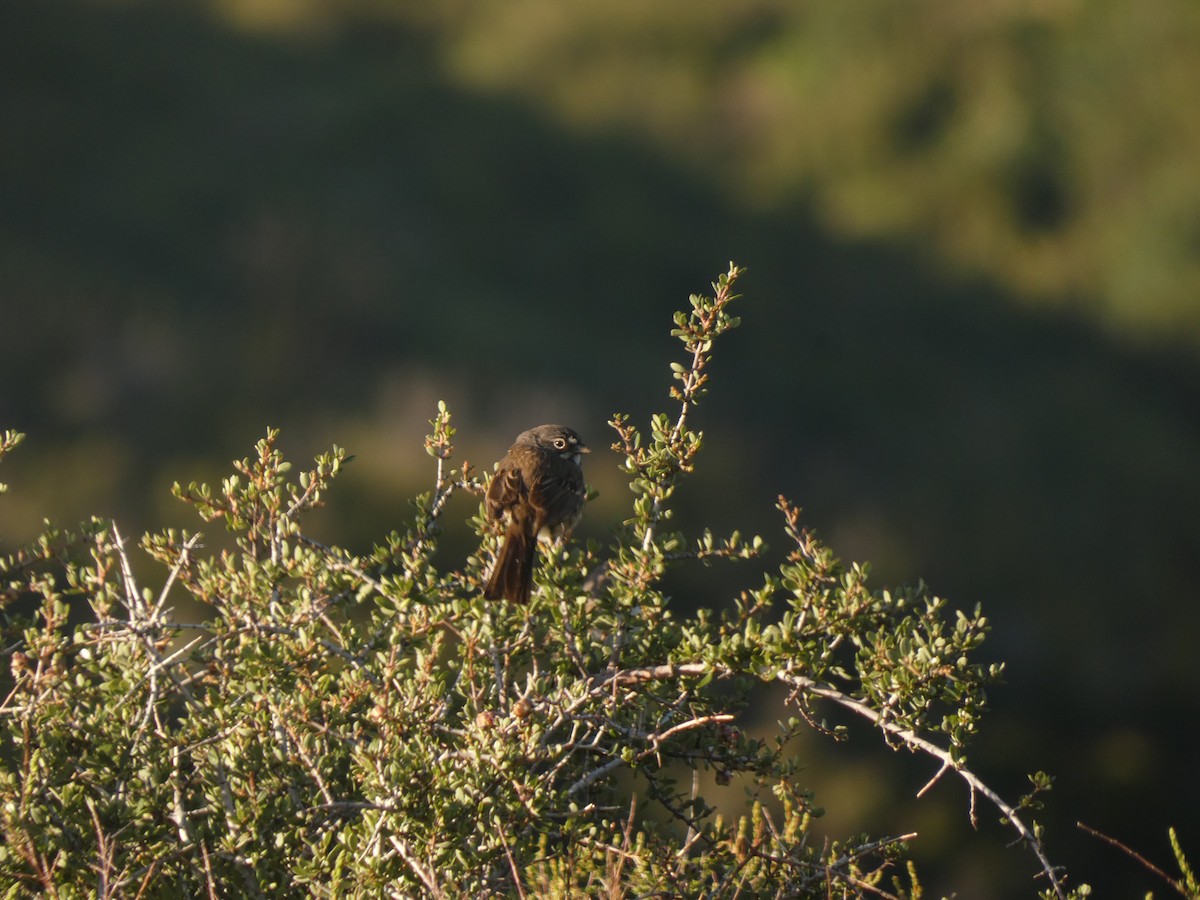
{"left": 592, "top": 659, "right": 1067, "bottom": 898}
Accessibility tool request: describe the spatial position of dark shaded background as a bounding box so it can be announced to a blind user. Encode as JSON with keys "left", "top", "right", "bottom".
{"left": 3, "top": 1, "right": 1199, "bottom": 894}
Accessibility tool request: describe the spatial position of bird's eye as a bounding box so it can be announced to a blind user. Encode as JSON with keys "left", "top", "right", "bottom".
{"left": 553, "top": 438, "right": 568, "bottom": 449}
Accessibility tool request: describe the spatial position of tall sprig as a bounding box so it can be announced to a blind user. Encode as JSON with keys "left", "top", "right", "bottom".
{"left": 611, "top": 262, "right": 746, "bottom": 558}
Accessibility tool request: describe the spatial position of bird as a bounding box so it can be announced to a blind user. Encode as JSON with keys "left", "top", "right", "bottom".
{"left": 483, "top": 424, "right": 589, "bottom": 603}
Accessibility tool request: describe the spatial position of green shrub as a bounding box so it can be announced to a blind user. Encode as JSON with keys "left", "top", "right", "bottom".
{"left": 0, "top": 267, "right": 1086, "bottom": 897}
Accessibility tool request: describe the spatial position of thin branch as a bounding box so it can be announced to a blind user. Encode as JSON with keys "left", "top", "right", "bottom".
{"left": 152, "top": 531, "right": 203, "bottom": 619}
{"left": 1077, "top": 822, "right": 1182, "bottom": 893}
{"left": 85, "top": 797, "right": 115, "bottom": 900}
{"left": 683, "top": 769, "right": 699, "bottom": 856}
{"left": 917, "top": 759, "right": 951, "bottom": 799}
{"left": 496, "top": 827, "right": 529, "bottom": 900}
{"left": 199, "top": 842, "right": 218, "bottom": 900}
{"left": 390, "top": 836, "right": 444, "bottom": 898}
{"left": 567, "top": 756, "right": 627, "bottom": 797}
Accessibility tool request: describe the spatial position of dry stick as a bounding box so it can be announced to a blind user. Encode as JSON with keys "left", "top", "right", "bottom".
{"left": 199, "top": 842, "right": 218, "bottom": 900}
{"left": 1076, "top": 822, "right": 1180, "bottom": 891}
{"left": 390, "top": 837, "right": 444, "bottom": 898}
{"left": 683, "top": 768, "right": 700, "bottom": 857}
{"left": 152, "top": 531, "right": 203, "bottom": 619}
{"left": 85, "top": 797, "right": 115, "bottom": 899}
{"left": 496, "top": 827, "right": 529, "bottom": 900}
{"left": 646, "top": 712, "right": 734, "bottom": 750}
{"left": 567, "top": 757, "right": 627, "bottom": 798}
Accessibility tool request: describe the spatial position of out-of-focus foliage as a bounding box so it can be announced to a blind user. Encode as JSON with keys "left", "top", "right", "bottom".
{"left": 230, "top": 0, "right": 1200, "bottom": 340}
{"left": 469, "top": 0, "right": 1200, "bottom": 337}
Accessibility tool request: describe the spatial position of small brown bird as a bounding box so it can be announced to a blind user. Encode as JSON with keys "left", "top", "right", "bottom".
{"left": 483, "top": 424, "right": 589, "bottom": 603}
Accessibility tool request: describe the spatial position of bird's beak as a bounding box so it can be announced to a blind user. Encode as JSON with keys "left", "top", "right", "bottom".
{"left": 579, "top": 445, "right": 591, "bottom": 453}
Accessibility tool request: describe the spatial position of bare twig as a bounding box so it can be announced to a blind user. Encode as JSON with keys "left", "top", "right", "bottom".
{"left": 568, "top": 756, "right": 628, "bottom": 797}
{"left": 390, "top": 836, "right": 444, "bottom": 898}
{"left": 153, "top": 531, "right": 203, "bottom": 619}
{"left": 85, "top": 797, "right": 116, "bottom": 899}
{"left": 1077, "top": 822, "right": 1183, "bottom": 893}
{"left": 917, "top": 759, "right": 952, "bottom": 799}
{"left": 496, "top": 826, "right": 528, "bottom": 900}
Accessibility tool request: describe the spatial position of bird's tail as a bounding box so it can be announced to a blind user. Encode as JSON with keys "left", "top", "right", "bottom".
{"left": 483, "top": 521, "right": 535, "bottom": 603}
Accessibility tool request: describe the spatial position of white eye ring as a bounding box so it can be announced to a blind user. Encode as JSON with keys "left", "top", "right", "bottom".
{"left": 553, "top": 438, "right": 568, "bottom": 449}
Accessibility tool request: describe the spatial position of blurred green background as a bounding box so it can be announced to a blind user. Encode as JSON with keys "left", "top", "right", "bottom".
{"left": 3, "top": 0, "right": 1200, "bottom": 894}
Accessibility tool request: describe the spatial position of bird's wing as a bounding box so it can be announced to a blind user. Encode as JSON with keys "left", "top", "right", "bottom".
{"left": 486, "top": 463, "right": 527, "bottom": 521}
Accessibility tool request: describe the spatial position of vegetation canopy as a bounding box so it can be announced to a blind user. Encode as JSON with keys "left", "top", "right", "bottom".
{"left": 1, "top": 267, "right": 1096, "bottom": 897}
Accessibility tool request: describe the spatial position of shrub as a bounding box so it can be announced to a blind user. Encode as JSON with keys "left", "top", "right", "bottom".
{"left": 0, "top": 266, "right": 1086, "bottom": 897}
